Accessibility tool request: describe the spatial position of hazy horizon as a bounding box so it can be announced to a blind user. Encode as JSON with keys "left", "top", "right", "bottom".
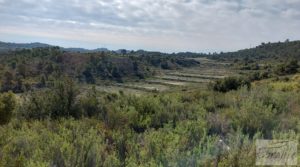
{"left": 1, "top": 0, "right": 300, "bottom": 53}
{"left": 1, "top": 38, "right": 297, "bottom": 54}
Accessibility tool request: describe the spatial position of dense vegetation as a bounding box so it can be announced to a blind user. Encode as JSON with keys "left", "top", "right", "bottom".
{"left": 1, "top": 75, "right": 300, "bottom": 166}
{"left": 0, "top": 40, "right": 300, "bottom": 166}
{"left": 0, "top": 47, "right": 199, "bottom": 92}
{"left": 210, "top": 40, "right": 300, "bottom": 62}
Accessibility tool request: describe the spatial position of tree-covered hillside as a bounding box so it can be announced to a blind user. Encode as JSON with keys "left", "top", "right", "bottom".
{"left": 210, "top": 40, "right": 300, "bottom": 62}
{"left": 0, "top": 47, "right": 199, "bottom": 93}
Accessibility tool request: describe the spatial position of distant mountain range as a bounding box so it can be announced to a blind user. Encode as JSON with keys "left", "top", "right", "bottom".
{"left": 63, "top": 47, "right": 109, "bottom": 53}
{"left": 0, "top": 41, "right": 51, "bottom": 50}
{"left": 0, "top": 41, "right": 111, "bottom": 53}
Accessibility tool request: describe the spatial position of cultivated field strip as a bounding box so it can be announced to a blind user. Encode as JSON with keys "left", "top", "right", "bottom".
{"left": 166, "top": 72, "right": 226, "bottom": 79}
{"left": 155, "top": 75, "right": 212, "bottom": 83}
{"left": 146, "top": 79, "right": 188, "bottom": 86}
{"left": 179, "top": 68, "right": 234, "bottom": 76}
{"left": 95, "top": 85, "right": 146, "bottom": 95}
{"left": 115, "top": 83, "right": 169, "bottom": 92}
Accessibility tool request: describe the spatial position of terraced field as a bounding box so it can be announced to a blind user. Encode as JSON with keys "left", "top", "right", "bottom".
{"left": 83, "top": 85, "right": 146, "bottom": 95}
{"left": 165, "top": 72, "right": 226, "bottom": 79}
{"left": 92, "top": 57, "right": 234, "bottom": 94}
{"left": 115, "top": 83, "right": 169, "bottom": 92}
{"left": 146, "top": 79, "right": 188, "bottom": 86}
{"left": 147, "top": 57, "right": 232, "bottom": 90}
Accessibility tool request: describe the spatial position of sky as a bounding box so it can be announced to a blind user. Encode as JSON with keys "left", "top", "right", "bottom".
{"left": 0, "top": 0, "right": 300, "bottom": 53}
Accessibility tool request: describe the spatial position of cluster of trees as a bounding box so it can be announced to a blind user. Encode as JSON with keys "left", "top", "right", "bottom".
{"left": 137, "top": 54, "right": 199, "bottom": 70}
{"left": 81, "top": 55, "right": 152, "bottom": 83}
{"left": 0, "top": 47, "right": 201, "bottom": 92}
{"left": 0, "top": 47, "right": 65, "bottom": 92}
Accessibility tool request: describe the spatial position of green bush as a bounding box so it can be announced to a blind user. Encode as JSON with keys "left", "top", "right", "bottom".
{"left": 21, "top": 91, "right": 53, "bottom": 120}
{"left": 0, "top": 91, "right": 16, "bottom": 125}
{"left": 79, "top": 86, "right": 102, "bottom": 118}
{"left": 0, "top": 119, "right": 119, "bottom": 167}
{"left": 21, "top": 77, "right": 80, "bottom": 120}
{"left": 210, "top": 77, "right": 250, "bottom": 92}
{"left": 275, "top": 59, "right": 299, "bottom": 75}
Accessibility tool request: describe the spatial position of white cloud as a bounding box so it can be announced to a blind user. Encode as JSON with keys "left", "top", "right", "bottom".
{"left": 0, "top": 0, "right": 299, "bottom": 52}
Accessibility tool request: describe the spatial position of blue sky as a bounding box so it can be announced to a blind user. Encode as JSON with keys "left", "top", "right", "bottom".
{"left": 0, "top": 0, "right": 300, "bottom": 52}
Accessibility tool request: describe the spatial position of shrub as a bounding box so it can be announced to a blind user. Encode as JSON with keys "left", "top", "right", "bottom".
{"left": 0, "top": 91, "right": 16, "bottom": 125}
{"left": 217, "top": 130, "right": 259, "bottom": 166}
{"left": 0, "top": 119, "right": 115, "bottom": 167}
{"left": 227, "top": 88, "right": 280, "bottom": 137}
{"left": 248, "top": 71, "right": 271, "bottom": 81}
{"left": 21, "top": 77, "right": 80, "bottom": 120}
{"left": 275, "top": 59, "right": 299, "bottom": 75}
{"left": 79, "top": 86, "right": 102, "bottom": 118}
{"left": 210, "top": 77, "right": 250, "bottom": 93}
{"left": 1, "top": 71, "right": 15, "bottom": 92}
{"left": 21, "top": 91, "right": 52, "bottom": 120}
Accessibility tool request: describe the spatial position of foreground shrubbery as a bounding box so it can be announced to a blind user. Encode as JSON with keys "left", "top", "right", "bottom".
{"left": 1, "top": 76, "right": 300, "bottom": 166}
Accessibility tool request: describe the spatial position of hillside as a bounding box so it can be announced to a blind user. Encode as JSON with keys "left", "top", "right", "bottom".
{"left": 0, "top": 47, "right": 200, "bottom": 93}
{"left": 0, "top": 41, "right": 109, "bottom": 53}
{"left": 210, "top": 40, "right": 300, "bottom": 61}
{"left": 1, "top": 40, "right": 300, "bottom": 93}
{"left": 0, "top": 41, "right": 51, "bottom": 52}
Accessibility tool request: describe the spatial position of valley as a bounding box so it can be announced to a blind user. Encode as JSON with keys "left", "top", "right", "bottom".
{"left": 0, "top": 41, "right": 300, "bottom": 166}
